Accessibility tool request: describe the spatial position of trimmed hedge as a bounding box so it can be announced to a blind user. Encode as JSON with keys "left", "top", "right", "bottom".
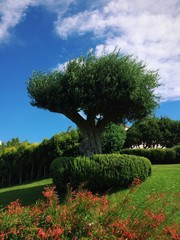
{"left": 172, "top": 145, "right": 180, "bottom": 163}
{"left": 120, "top": 148, "right": 178, "bottom": 164}
{"left": 50, "top": 154, "right": 151, "bottom": 193}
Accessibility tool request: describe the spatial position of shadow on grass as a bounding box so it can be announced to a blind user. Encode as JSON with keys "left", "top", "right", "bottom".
{"left": 0, "top": 185, "right": 48, "bottom": 207}
{"left": 0, "top": 184, "right": 68, "bottom": 208}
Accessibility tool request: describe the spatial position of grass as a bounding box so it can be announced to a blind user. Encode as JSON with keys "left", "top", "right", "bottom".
{"left": 108, "top": 164, "right": 180, "bottom": 223}
{"left": 0, "top": 178, "right": 52, "bottom": 207}
{"left": 0, "top": 164, "right": 180, "bottom": 216}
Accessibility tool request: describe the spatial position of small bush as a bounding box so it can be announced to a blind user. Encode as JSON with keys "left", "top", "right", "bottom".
{"left": 101, "top": 123, "right": 126, "bottom": 153}
{"left": 50, "top": 154, "right": 151, "bottom": 193}
{"left": 121, "top": 148, "right": 177, "bottom": 164}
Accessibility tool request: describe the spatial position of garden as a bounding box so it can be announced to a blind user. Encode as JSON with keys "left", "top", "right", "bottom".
{"left": 0, "top": 164, "right": 179, "bottom": 239}
{"left": 0, "top": 51, "right": 179, "bottom": 239}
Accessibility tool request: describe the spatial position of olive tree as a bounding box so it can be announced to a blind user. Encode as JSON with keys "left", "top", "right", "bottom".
{"left": 27, "top": 51, "right": 159, "bottom": 156}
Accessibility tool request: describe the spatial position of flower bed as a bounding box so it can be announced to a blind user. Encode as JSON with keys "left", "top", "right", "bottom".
{"left": 0, "top": 179, "right": 179, "bottom": 239}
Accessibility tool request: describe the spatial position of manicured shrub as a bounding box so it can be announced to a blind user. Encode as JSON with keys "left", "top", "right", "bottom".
{"left": 121, "top": 148, "right": 150, "bottom": 158}
{"left": 50, "top": 154, "right": 151, "bottom": 193}
{"left": 172, "top": 145, "right": 180, "bottom": 163}
{"left": 120, "top": 148, "right": 177, "bottom": 164}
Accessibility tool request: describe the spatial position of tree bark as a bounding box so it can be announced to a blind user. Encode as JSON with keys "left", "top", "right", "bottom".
{"left": 31, "top": 160, "right": 34, "bottom": 181}
{"left": 37, "top": 165, "right": 42, "bottom": 179}
{"left": 1, "top": 173, "right": 4, "bottom": 187}
{"left": 8, "top": 167, "right": 12, "bottom": 186}
{"left": 79, "top": 126, "right": 102, "bottom": 156}
{"left": 43, "top": 166, "right": 47, "bottom": 178}
{"left": 63, "top": 110, "right": 104, "bottom": 156}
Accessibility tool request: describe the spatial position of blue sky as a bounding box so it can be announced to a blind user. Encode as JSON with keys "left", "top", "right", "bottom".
{"left": 0, "top": 0, "right": 180, "bottom": 144}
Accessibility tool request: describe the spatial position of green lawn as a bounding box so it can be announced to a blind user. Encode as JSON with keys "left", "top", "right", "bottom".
{"left": 0, "top": 178, "right": 52, "bottom": 207}
{"left": 0, "top": 164, "right": 180, "bottom": 213}
{"left": 108, "top": 164, "right": 180, "bottom": 224}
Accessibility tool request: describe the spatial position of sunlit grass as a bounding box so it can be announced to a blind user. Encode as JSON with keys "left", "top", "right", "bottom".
{"left": 108, "top": 164, "right": 180, "bottom": 223}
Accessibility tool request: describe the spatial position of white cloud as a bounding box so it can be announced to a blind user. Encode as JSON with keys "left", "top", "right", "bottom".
{"left": 55, "top": 0, "right": 180, "bottom": 102}
{"left": 0, "top": 0, "right": 74, "bottom": 43}
{"left": 1, "top": 0, "right": 179, "bottom": 102}
{"left": 55, "top": 61, "right": 69, "bottom": 72}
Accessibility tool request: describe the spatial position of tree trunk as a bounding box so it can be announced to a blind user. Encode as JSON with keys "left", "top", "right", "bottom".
{"left": 1, "top": 173, "right": 4, "bottom": 187}
{"left": 43, "top": 166, "right": 47, "bottom": 178}
{"left": 37, "top": 165, "right": 42, "bottom": 179}
{"left": 31, "top": 160, "right": 34, "bottom": 181}
{"left": 19, "top": 168, "right": 22, "bottom": 185}
{"left": 79, "top": 126, "right": 102, "bottom": 156}
{"left": 63, "top": 111, "right": 104, "bottom": 156}
{"left": 26, "top": 169, "right": 29, "bottom": 182}
{"left": 8, "top": 167, "right": 12, "bottom": 186}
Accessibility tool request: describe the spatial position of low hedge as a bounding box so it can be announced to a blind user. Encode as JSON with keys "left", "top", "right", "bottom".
{"left": 120, "top": 148, "right": 178, "bottom": 164}
{"left": 172, "top": 145, "right": 180, "bottom": 163}
{"left": 50, "top": 154, "right": 151, "bottom": 193}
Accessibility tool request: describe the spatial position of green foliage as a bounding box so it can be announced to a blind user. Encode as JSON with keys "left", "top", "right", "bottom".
{"left": 158, "top": 117, "right": 180, "bottom": 148}
{"left": 0, "top": 129, "right": 80, "bottom": 187}
{"left": 49, "top": 128, "right": 80, "bottom": 157}
{"left": 125, "top": 117, "right": 180, "bottom": 149}
{"left": 6, "top": 137, "right": 21, "bottom": 148}
{"left": 50, "top": 154, "right": 151, "bottom": 193}
{"left": 121, "top": 148, "right": 177, "bottom": 164}
{"left": 0, "top": 138, "right": 21, "bottom": 154}
{"left": 172, "top": 145, "right": 180, "bottom": 163}
{"left": 123, "top": 125, "right": 142, "bottom": 148}
{"left": 0, "top": 142, "right": 40, "bottom": 187}
{"left": 101, "top": 124, "right": 126, "bottom": 153}
{"left": 125, "top": 117, "right": 162, "bottom": 148}
{"left": 27, "top": 50, "right": 160, "bottom": 155}
{"left": 27, "top": 51, "right": 159, "bottom": 120}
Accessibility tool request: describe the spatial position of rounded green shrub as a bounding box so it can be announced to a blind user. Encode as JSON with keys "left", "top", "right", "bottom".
{"left": 101, "top": 124, "right": 126, "bottom": 153}
{"left": 50, "top": 154, "right": 151, "bottom": 193}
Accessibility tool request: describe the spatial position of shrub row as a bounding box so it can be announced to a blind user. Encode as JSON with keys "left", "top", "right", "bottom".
{"left": 172, "top": 145, "right": 180, "bottom": 162}
{"left": 50, "top": 154, "right": 152, "bottom": 193}
{"left": 0, "top": 124, "right": 126, "bottom": 188}
{"left": 0, "top": 129, "right": 80, "bottom": 187}
{"left": 120, "top": 147, "right": 180, "bottom": 164}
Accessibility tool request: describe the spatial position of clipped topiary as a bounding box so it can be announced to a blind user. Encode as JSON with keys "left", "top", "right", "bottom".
{"left": 50, "top": 154, "right": 151, "bottom": 193}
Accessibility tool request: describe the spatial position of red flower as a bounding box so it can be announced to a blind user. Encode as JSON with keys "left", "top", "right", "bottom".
{"left": 38, "top": 228, "right": 46, "bottom": 238}
{"left": 164, "top": 226, "right": 180, "bottom": 239}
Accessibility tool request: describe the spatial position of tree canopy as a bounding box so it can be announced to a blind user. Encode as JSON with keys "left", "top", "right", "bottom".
{"left": 27, "top": 51, "right": 160, "bottom": 155}
{"left": 125, "top": 117, "right": 180, "bottom": 148}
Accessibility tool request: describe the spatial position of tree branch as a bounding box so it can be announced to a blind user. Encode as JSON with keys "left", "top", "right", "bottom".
{"left": 63, "top": 110, "right": 87, "bottom": 130}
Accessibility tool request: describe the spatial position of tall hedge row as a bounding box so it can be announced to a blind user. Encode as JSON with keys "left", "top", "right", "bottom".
{"left": 0, "top": 129, "right": 80, "bottom": 187}
{"left": 120, "top": 147, "right": 180, "bottom": 164}
{"left": 50, "top": 154, "right": 152, "bottom": 193}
